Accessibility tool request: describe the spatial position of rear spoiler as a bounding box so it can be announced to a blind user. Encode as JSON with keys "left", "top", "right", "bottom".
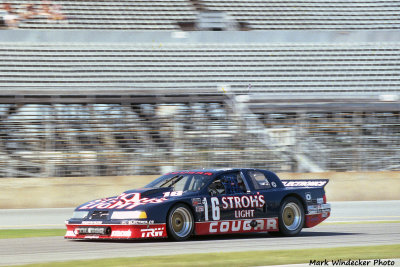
{"left": 281, "top": 179, "right": 329, "bottom": 188}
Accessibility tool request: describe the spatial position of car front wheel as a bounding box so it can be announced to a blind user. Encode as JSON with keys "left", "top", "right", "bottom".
{"left": 167, "top": 204, "right": 194, "bottom": 241}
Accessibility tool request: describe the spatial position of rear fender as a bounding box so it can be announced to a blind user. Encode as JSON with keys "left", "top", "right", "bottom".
{"left": 280, "top": 193, "right": 307, "bottom": 214}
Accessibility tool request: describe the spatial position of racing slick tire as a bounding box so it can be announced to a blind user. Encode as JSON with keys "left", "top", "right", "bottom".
{"left": 271, "top": 196, "right": 305, "bottom": 237}
{"left": 167, "top": 203, "right": 194, "bottom": 241}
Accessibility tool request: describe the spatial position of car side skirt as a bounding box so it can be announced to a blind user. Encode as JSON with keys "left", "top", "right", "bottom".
{"left": 195, "top": 218, "right": 279, "bottom": 235}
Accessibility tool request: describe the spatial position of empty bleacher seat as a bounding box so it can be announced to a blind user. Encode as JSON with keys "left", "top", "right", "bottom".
{"left": 0, "top": 42, "right": 399, "bottom": 94}
{"left": 10, "top": 0, "right": 198, "bottom": 30}
{"left": 201, "top": 0, "right": 400, "bottom": 30}
{"left": 4, "top": 0, "right": 400, "bottom": 30}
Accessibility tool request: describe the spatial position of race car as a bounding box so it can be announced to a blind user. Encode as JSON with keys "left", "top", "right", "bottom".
{"left": 65, "top": 168, "right": 331, "bottom": 241}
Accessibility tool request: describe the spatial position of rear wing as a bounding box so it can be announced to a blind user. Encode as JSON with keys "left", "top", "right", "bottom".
{"left": 281, "top": 179, "right": 329, "bottom": 188}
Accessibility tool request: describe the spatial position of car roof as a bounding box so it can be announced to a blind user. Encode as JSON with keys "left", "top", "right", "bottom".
{"left": 165, "top": 168, "right": 283, "bottom": 188}
{"left": 171, "top": 168, "right": 275, "bottom": 176}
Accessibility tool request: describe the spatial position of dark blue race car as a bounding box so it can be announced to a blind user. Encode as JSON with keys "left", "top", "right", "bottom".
{"left": 65, "top": 168, "right": 331, "bottom": 241}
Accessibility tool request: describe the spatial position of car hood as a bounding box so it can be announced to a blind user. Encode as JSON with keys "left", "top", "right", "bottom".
{"left": 75, "top": 187, "right": 185, "bottom": 211}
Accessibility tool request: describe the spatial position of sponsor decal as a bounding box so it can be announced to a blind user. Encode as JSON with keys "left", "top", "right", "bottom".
{"left": 75, "top": 227, "right": 108, "bottom": 235}
{"left": 127, "top": 220, "right": 155, "bottom": 225}
{"left": 221, "top": 195, "right": 265, "bottom": 210}
{"left": 119, "top": 193, "right": 141, "bottom": 203}
{"left": 195, "top": 206, "right": 205, "bottom": 213}
{"left": 305, "top": 192, "right": 312, "bottom": 201}
{"left": 111, "top": 229, "right": 132, "bottom": 237}
{"left": 202, "top": 195, "right": 265, "bottom": 221}
{"left": 234, "top": 209, "right": 255, "bottom": 219}
{"left": 196, "top": 218, "right": 278, "bottom": 235}
{"left": 271, "top": 182, "right": 277, "bottom": 188}
{"left": 192, "top": 197, "right": 205, "bottom": 213}
{"left": 191, "top": 198, "right": 202, "bottom": 206}
{"left": 140, "top": 227, "right": 165, "bottom": 238}
{"left": 209, "top": 219, "right": 277, "bottom": 233}
{"left": 307, "top": 204, "right": 331, "bottom": 215}
{"left": 79, "top": 193, "right": 167, "bottom": 210}
{"left": 81, "top": 221, "right": 103, "bottom": 225}
{"left": 307, "top": 205, "right": 319, "bottom": 215}
{"left": 317, "top": 198, "right": 324, "bottom": 204}
{"left": 163, "top": 191, "right": 183, "bottom": 197}
{"left": 282, "top": 180, "right": 328, "bottom": 187}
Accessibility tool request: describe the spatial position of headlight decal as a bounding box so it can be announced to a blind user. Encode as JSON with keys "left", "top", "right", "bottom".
{"left": 111, "top": 211, "right": 147, "bottom": 219}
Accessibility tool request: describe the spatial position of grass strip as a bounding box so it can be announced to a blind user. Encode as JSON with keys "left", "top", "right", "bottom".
{"left": 15, "top": 244, "right": 400, "bottom": 267}
{"left": 0, "top": 229, "right": 65, "bottom": 239}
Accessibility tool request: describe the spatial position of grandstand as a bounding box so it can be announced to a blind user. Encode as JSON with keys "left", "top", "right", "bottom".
{"left": 3, "top": 0, "right": 400, "bottom": 30}
{"left": 0, "top": 2, "right": 399, "bottom": 177}
{"left": 10, "top": 0, "right": 197, "bottom": 30}
{"left": 201, "top": 0, "right": 400, "bottom": 30}
{"left": 1, "top": 35, "right": 400, "bottom": 94}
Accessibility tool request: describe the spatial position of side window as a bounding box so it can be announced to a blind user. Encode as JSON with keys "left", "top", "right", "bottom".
{"left": 172, "top": 177, "right": 187, "bottom": 191}
{"left": 208, "top": 178, "right": 226, "bottom": 196}
{"left": 187, "top": 175, "right": 207, "bottom": 191}
{"left": 248, "top": 171, "right": 271, "bottom": 190}
{"left": 208, "top": 172, "right": 246, "bottom": 196}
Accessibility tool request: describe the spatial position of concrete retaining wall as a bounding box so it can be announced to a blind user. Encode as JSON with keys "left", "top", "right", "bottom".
{"left": 0, "top": 171, "right": 399, "bottom": 208}
{"left": 2, "top": 30, "right": 400, "bottom": 44}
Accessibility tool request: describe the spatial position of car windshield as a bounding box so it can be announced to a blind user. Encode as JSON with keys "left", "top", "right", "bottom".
{"left": 145, "top": 173, "right": 213, "bottom": 192}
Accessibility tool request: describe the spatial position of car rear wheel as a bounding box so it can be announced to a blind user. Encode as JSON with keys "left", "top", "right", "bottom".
{"left": 167, "top": 204, "right": 194, "bottom": 241}
{"left": 272, "top": 197, "right": 304, "bottom": 237}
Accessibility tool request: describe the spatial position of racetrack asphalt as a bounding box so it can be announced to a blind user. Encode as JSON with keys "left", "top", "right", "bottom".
{"left": 0, "top": 201, "right": 399, "bottom": 266}
{"left": 2, "top": 201, "right": 400, "bottom": 229}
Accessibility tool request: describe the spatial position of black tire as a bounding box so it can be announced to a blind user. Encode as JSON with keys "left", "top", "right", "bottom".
{"left": 166, "top": 203, "right": 194, "bottom": 241}
{"left": 271, "top": 197, "right": 305, "bottom": 237}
